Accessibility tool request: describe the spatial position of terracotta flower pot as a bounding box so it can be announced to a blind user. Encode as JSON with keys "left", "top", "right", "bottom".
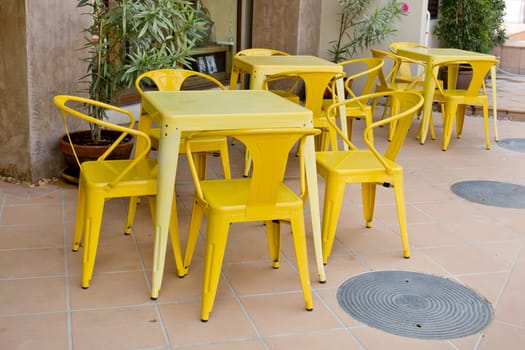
{"left": 59, "top": 129, "right": 134, "bottom": 183}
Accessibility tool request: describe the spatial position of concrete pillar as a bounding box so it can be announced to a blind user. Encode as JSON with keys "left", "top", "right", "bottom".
{"left": 0, "top": 1, "right": 88, "bottom": 183}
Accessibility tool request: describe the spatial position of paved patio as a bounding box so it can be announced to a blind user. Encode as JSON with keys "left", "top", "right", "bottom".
{"left": 0, "top": 67, "right": 525, "bottom": 350}
{"left": 1, "top": 76, "right": 525, "bottom": 349}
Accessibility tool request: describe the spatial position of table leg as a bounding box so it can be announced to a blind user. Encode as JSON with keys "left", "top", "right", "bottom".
{"left": 303, "top": 135, "right": 326, "bottom": 283}
{"left": 490, "top": 66, "right": 498, "bottom": 141}
{"left": 418, "top": 64, "right": 438, "bottom": 145}
{"left": 150, "top": 127, "right": 181, "bottom": 300}
{"left": 229, "top": 67, "right": 240, "bottom": 90}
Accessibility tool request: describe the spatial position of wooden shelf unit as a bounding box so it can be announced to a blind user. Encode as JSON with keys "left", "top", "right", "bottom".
{"left": 185, "top": 44, "right": 233, "bottom": 88}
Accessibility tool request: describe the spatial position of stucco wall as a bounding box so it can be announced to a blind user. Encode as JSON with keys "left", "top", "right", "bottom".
{"left": 0, "top": 1, "right": 31, "bottom": 180}
{"left": 0, "top": 1, "right": 88, "bottom": 183}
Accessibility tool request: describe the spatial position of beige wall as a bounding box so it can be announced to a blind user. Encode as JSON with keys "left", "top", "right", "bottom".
{"left": 319, "top": 0, "right": 430, "bottom": 61}
{"left": 0, "top": 1, "right": 88, "bottom": 182}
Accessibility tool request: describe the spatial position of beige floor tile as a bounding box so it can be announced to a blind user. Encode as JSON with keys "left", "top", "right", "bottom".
{"left": 0, "top": 277, "right": 66, "bottom": 315}
{"left": 0, "top": 224, "right": 64, "bottom": 249}
{"left": 0, "top": 248, "right": 65, "bottom": 278}
{"left": 160, "top": 300, "right": 257, "bottom": 346}
{"left": 69, "top": 271, "right": 151, "bottom": 310}
{"left": 457, "top": 272, "right": 509, "bottom": 305}
{"left": 265, "top": 329, "right": 362, "bottom": 350}
{"left": 477, "top": 321, "right": 525, "bottom": 350}
{"left": 349, "top": 326, "right": 458, "bottom": 350}
{"left": 176, "top": 340, "right": 267, "bottom": 350}
{"left": 0, "top": 313, "right": 69, "bottom": 349}
{"left": 0, "top": 204, "right": 64, "bottom": 226}
{"left": 240, "top": 293, "right": 341, "bottom": 336}
{"left": 421, "top": 245, "right": 510, "bottom": 275}
{"left": 224, "top": 260, "right": 309, "bottom": 295}
{"left": 72, "top": 306, "right": 166, "bottom": 350}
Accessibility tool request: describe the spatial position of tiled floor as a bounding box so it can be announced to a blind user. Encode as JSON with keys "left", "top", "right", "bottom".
{"left": 1, "top": 107, "right": 525, "bottom": 349}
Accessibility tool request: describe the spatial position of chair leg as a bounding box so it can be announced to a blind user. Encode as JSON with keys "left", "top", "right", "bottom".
{"left": 243, "top": 150, "right": 252, "bottom": 177}
{"left": 81, "top": 190, "right": 106, "bottom": 289}
{"left": 219, "top": 141, "right": 232, "bottom": 179}
{"left": 200, "top": 215, "right": 230, "bottom": 322}
{"left": 125, "top": 196, "right": 141, "bottom": 235}
{"left": 442, "top": 102, "right": 457, "bottom": 151}
{"left": 456, "top": 105, "right": 467, "bottom": 139}
{"left": 361, "top": 183, "right": 377, "bottom": 228}
{"left": 290, "top": 214, "right": 314, "bottom": 312}
{"left": 346, "top": 117, "right": 355, "bottom": 141}
{"left": 183, "top": 200, "right": 205, "bottom": 275}
{"left": 194, "top": 153, "right": 207, "bottom": 180}
{"left": 72, "top": 179, "right": 86, "bottom": 251}
{"left": 265, "top": 220, "right": 281, "bottom": 269}
{"left": 321, "top": 176, "right": 346, "bottom": 264}
{"left": 166, "top": 193, "right": 185, "bottom": 277}
{"left": 392, "top": 175, "right": 410, "bottom": 258}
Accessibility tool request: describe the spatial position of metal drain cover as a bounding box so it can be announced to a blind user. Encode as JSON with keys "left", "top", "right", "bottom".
{"left": 498, "top": 138, "right": 525, "bottom": 153}
{"left": 451, "top": 180, "right": 525, "bottom": 208}
{"left": 337, "top": 271, "right": 493, "bottom": 339}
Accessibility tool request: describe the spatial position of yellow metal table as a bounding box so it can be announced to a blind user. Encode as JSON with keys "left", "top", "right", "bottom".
{"left": 396, "top": 47, "right": 498, "bottom": 145}
{"left": 138, "top": 89, "right": 326, "bottom": 299}
{"left": 229, "top": 55, "right": 349, "bottom": 150}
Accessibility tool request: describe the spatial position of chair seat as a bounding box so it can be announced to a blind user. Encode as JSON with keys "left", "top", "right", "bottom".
{"left": 316, "top": 150, "right": 401, "bottom": 176}
{"left": 200, "top": 178, "right": 303, "bottom": 214}
{"left": 322, "top": 100, "right": 373, "bottom": 114}
{"left": 81, "top": 159, "right": 158, "bottom": 188}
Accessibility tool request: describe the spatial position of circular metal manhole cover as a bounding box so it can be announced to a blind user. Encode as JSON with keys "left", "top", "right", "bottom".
{"left": 337, "top": 271, "right": 493, "bottom": 340}
{"left": 498, "top": 138, "right": 525, "bottom": 153}
{"left": 451, "top": 180, "right": 525, "bottom": 209}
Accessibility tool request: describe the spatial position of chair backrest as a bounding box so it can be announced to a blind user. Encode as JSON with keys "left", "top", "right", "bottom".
{"left": 233, "top": 48, "right": 292, "bottom": 91}
{"left": 325, "top": 91, "right": 423, "bottom": 164}
{"left": 370, "top": 48, "right": 425, "bottom": 91}
{"left": 388, "top": 42, "right": 428, "bottom": 81}
{"left": 185, "top": 128, "right": 320, "bottom": 214}
{"left": 263, "top": 70, "right": 345, "bottom": 124}
{"left": 53, "top": 95, "right": 153, "bottom": 188}
{"left": 338, "top": 57, "right": 384, "bottom": 102}
{"left": 135, "top": 68, "right": 226, "bottom": 93}
{"left": 432, "top": 59, "right": 498, "bottom": 98}
{"left": 370, "top": 49, "right": 402, "bottom": 88}
{"left": 389, "top": 42, "right": 428, "bottom": 54}
{"left": 234, "top": 48, "right": 289, "bottom": 57}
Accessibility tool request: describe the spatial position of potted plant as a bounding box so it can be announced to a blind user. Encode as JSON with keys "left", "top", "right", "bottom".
{"left": 60, "top": 0, "right": 210, "bottom": 181}
{"left": 328, "top": 0, "right": 409, "bottom": 63}
{"left": 433, "top": 0, "right": 506, "bottom": 55}
{"left": 432, "top": 0, "right": 507, "bottom": 87}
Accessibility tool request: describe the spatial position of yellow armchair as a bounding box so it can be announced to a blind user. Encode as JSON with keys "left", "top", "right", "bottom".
{"left": 316, "top": 91, "right": 423, "bottom": 264}
{"left": 183, "top": 128, "right": 320, "bottom": 322}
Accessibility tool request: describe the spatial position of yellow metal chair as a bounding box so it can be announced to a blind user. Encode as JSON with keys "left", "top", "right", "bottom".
{"left": 370, "top": 48, "right": 431, "bottom": 140}
{"left": 263, "top": 69, "right": 346, "bottom": 151}
{"left": 431, "top": 59, "right": 499, "bottom": 151}
{"left": 388, "top": 42, "right": 429, "bottom": 84}
{"left": 316, "top": 91, "right": 423, "bottom": 264}
{"left": 232, "top": 48, "right": 300, "bottom": 103}
{"left": 239, "top": 69, "right": 344, "bottom": 177}
{"left": 134, "top": 68, "right": 231, "bottom": 179}
{"left": 183, "top": 128, "right": 320, "bottom": 322}
{"left": 322, "top": 57, "right": 384, "bottom": 141}
{"left": 127, "top": 69, "right": 232, "bottom": 234}
{"left": 53, "top": 95, "right": 184, "bottom": 288}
